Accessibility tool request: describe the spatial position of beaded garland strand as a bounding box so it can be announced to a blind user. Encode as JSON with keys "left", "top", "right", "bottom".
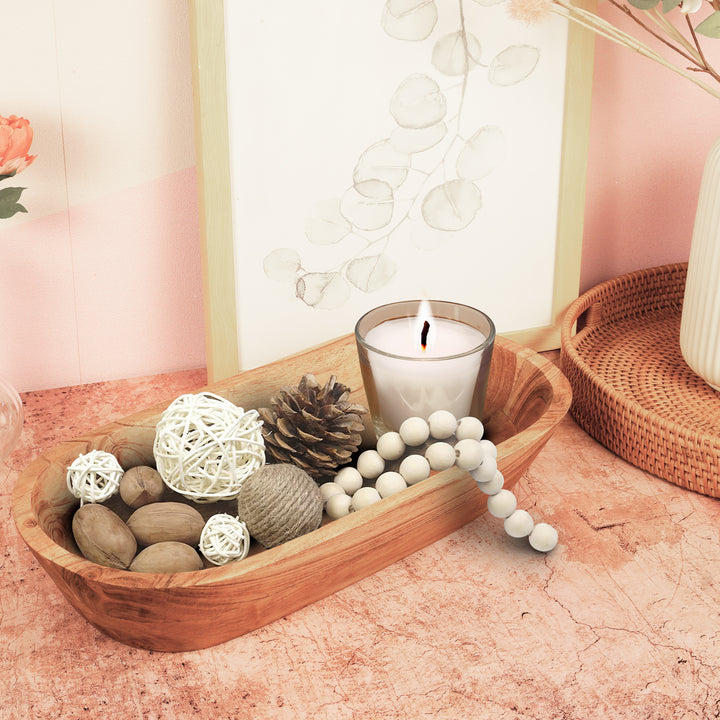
{"left": 320, "top": 410, "right": 559, "bottom": 553}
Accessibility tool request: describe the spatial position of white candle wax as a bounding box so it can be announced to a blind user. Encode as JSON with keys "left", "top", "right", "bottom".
{"left": 364, "top": 316, "right": 485, "bottom": 431}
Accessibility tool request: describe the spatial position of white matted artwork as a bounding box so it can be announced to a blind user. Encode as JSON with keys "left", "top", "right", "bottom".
{"left": 189, "top": 0, "right": 595, "bottom": 381}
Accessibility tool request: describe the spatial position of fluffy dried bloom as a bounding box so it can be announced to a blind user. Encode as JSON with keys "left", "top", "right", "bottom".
{"left": 507, "top": 0, "right": 555, "bottom": 24}
{"left": 0, "top": 115, "right": 36, "bottom": 176}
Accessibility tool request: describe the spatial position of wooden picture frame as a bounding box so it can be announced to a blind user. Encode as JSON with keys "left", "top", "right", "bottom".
{"left": 189, "top": 0, "right": 596, "bottom": 383}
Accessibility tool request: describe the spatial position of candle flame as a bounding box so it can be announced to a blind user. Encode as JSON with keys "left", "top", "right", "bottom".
{"left": 416, "top": 299, "right": 434, "bottom": 351}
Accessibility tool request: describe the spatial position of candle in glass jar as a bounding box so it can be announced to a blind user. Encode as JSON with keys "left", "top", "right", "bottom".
{"left": 355, "top": 300, "right": 495, "bottom": 435}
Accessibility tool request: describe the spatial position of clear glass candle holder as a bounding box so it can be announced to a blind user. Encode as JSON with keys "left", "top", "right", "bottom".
{"left": 355, "top": 300, "right": 495, "bottom": 437}
{"left": 0, "top": 375, "right": 23, "bottom": 463}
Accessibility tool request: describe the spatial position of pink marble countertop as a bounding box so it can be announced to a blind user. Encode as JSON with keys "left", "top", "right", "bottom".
{"left": 3, "top": 361, "right": 720, "bottom": 719}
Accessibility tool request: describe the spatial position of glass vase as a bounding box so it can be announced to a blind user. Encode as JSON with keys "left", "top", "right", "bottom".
{"left": 680, "top": 137, "right": 720, "bottom": 391}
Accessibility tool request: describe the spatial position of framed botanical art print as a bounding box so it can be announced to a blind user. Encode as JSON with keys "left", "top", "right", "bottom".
{"left": 189, "top": 0, "right": 595, "bottom": 381}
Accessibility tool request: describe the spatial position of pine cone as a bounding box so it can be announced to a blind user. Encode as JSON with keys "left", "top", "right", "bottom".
{"left": 258, "top": 374, "right": 368, "bottom": 482}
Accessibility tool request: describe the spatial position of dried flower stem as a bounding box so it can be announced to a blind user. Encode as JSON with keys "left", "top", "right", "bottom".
{"left": 551, "top": 0, "right": 720, "bottom": 98}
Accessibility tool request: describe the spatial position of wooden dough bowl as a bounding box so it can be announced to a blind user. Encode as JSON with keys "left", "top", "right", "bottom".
{"left": 12, "top": 334, "right": 570, "bottom": 652}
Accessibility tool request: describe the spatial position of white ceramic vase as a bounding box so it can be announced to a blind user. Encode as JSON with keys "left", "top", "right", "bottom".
{"left": 680, "top": 137, "right": 720, "bottom": 391}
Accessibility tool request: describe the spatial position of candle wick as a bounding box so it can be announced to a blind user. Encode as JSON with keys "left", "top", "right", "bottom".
{"left": 421, "top": 320, "right": 430, "bottom": 350}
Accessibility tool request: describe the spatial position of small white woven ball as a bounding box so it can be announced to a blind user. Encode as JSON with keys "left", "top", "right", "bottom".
{"left": 153, "top": 392, "right": 265, "bottom": 503}
{"left": 66, "top": 449, "right": 123, "bottom": 505}
{"left": 199, "top": 513, "right": 251, "bottom": 566}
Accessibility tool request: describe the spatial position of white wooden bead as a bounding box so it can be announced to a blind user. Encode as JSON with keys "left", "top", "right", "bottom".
{"left": 319, "top": 481, "right": 345, "bottom": 502}
{"left": 479, "top": 438, "right": 498, "bottom": 460}
{"left": 475, "top": 469, "right": 504, "bottom": 495}
{"left": 351, "top": 485, "right": 382, "bottom": 511}
{"left": 376, "top": 431, "right": 406, "bottom": 461}
{"left": 398, "top": 416, "right": 430, "bottom": 446}
{"left": 504, "top": 509, "right": 534, "bottom": 538}
{"left": 529, "top": 523, "right": 558, "bottom": 552}
{"left": 356, "top": 450, "right": 385, "bottom": 480}
{"left": 398, "top": 454, "right": 431, "bottom": 485}
{"left": 486, "top": 489, "right": 517, "bottom": 518}
{"left": 427, "top": 410, "right": 457, "bottom": 439}
{"left": 456, "top": 416, "right": 484, "bottom": 441}
{"left": 425, "top": 442, "right": 456, "bottom": 471}
{"left": 334, "top": 466, "right": 363, "bottom": 494}
{"left": 325, "top": 493, "right": 352, "bottom": 519}
{"left": 454, "top": 438, "right": 485, "bottom": 471}
{"left": 469, "top": 455, "right": 498, "bottom": 484}
{"left": 375, "top": 471, "right": 407, "bottom": 498}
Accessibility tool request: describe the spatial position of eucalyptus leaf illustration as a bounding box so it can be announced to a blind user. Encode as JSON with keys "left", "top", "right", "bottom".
{"left": 431, "top": 31, "right": 483, "bottom": 76}
{"left": 456, "top": 125, "right": 506, "bottom": 180}
{"left": 381, "top": 0, "right": 439, "bottom": 41}
{"left": 488, "top": 45, "right": 540, "bottom": 86}
{"left": 304, "top": 199, "right": 352, "bottom": 245}
{"left": 263, "top": 248, "right": 302, "bottom": 282}
{"left": 346, "top": 254, "right": 397, "bottom": 292}
{"left": 296, "top": 272, "right": 351, "bottom": 309}
{"left": 390, "top": 74, "right": 448, "bottom": 129}
{"left": 340, "top": 180, "right": 394, "bottom": 231}
{"left": 389, "top": 122, "right": 447, "bottom": 153}
{"left": 353, "top": 140, "right": 411, "bottom": 190}
{"left": 421, "top": 179, "right": 482, "bottom": 231}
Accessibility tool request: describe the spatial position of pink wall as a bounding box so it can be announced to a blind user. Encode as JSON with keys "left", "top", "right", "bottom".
{"left": 581, "top": 6, "right": 720, "bottom": 293}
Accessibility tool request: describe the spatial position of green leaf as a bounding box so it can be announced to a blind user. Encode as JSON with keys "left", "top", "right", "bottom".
{"left": 696, "top": 10, "right": 720, "bottom": 37}
{"left": 662, "top": 0, "right": 681, "bottom": 13}
{"left": 0, "top": 186, "right": 28, "bottom": 219}
{"left": 0, "top": 172, "right": 17, "bottom": 182}
{"left": 626, "top": 0, "right": 659, "bottom": 9}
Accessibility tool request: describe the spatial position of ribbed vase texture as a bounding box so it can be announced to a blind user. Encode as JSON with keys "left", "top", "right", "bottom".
{"left": 680, "top": 138, "right": 720, "bottom": 391}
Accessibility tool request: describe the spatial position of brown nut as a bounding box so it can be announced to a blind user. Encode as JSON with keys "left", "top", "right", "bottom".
{"left": 119, "top": 466, "right": 165, "bottom": 508}
{"left": 72, "top": 503, "right": 137, "bottom": 569}
{"left": 129, "top": 541, "right": 204, "bottom": 573}
{"left": 126, "top": 501, "right": 205, "bottom": 546}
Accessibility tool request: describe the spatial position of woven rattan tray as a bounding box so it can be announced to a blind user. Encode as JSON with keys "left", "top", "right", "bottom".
{"left": 560, "top": 263, "right": 720, "bottom": 498}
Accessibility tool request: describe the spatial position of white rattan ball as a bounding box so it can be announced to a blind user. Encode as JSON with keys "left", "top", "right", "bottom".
{"left": 153, "top": 392, "right": 265, "bottom": 503}
{"left": 66, "top": 449, "right": 123, "bottom": 505}
{"left": 199, "top": 513, "right": 251, "bottom": 566}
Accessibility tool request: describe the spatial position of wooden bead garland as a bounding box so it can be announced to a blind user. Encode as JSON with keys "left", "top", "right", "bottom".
{"left": 153, "top": 392, "right": 265, "bottom": 503}
{"left": 322, "top": 411, "right": 559, "bottom": 553}
{"left": 199, "top": 513, "right": 251, "bottom": 566}
{"left": 66, "top": 449, "right": 123, "bottom": 505}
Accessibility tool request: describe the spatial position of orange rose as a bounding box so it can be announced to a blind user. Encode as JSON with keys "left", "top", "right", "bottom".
{"left": 0, "top": 115, "right": 36, "bottom": 176}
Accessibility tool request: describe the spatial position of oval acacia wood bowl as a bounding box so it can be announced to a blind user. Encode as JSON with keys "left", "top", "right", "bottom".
{"left": 12, "top": 334, "right": 570, "bottom": 652}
